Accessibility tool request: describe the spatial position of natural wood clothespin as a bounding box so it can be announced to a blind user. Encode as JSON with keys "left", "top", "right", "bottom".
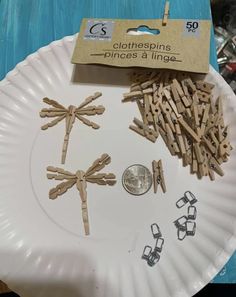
{"left": 129, "top": 117, "right": 159, "bottom": 143}
{"left": 175, "top": 123, "right": 186, "bottom": 155}
{"left": 184, "top": 78, "right": 197, "bottom": 94}
{"left": 159, "top": 101, "right": 175, "bottom": 132}
{"left": 196, "top": 90, "right": 211, "bottom": 103}
{"left": 200, "top": 104, "right": 210, "bottom": 136}
{"left": 122, "top": 91, "right": 143, "bottom": 102}
{"left": 40, "top": 93, "right": 104, "bottom": 164}
{"left": 165, "top": 123, "right": 180, "bottom": 154}
{"left": 202, "top": 136, "right": 216, "bottom": 155}
{"left": 173, "top": 79, "right": 190, "bottom": 108}
{"left": 162, "top": 1, "right": 170, "bottom": 26}
{"left": 196, "top": 81, "right": 214, "bottom": 94}
{"left": 163, "top": 89, "right": 181, "bottom": 118}
{"left": 152, "top": 160, "right": 166, "bottom": 193}
{"left": 47, "top": 154, "right": 116, "bottom": 236}
{"left": 209, "top": 156, "right": 224, "bottom": 177}
{"left": 178, "top": 117, "right": 201, "bottom": 143}
{"left": 171, "top": 83, "right": 185, "bottom": 113}
{"left": 219, "top": 126, "right": 231, "bottom": 157}
{"left": 191, "top": 150, "right": 198, "bottom": 174}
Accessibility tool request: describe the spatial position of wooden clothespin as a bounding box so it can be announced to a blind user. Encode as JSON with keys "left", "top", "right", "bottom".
{"left": 122, "top": 91, "right": 143, "bottom": 102}
{"left": 159, "top": 101, "right": 176, "bottom": 132}
{"left": 173, "top": 79, "right": 190, "bottom": 108}
{"left": 152, "top": 160, "right": 166, "bottom": 193}
{"left": 200, "top": 104, "right": 210, "bottom": 136}
{"left": 215, "top": 96, "right": 225, "bottom": 128}
{"left": 184, "top": 78, "right": 197, "bottom": 94}
{"left": 136, "top": 99, "right": 145, "bottom": 121}
{"left": 130, "top": 82, "right": 141, "bottom": 92}
{"left": 152, "top": 83, "right": 159, "bottom": 104}
{"left": 192, "top": 103, "right": 201, "bottom": 137}
{"left": 157, "top": 112, "right": 167, "bottom": 131}
{"left": 181, "top": 80, "right": 192, "bottom": 105}
{"left": 129, "top": 117, "right": 159, "bottom": 143}
{"left": 62, "top": 105, "right": 76, "bottom": 164}
{"left": 178, "top": 117, "right": 201, "bottom": 143}
{"left": 183, "top": 136, "right": 193, "bottom": 167}
{"left": 191, "top": 150, "right": 198, "bottom": 174}
{"left": 208, "top": 156, "right": 224, "bottom": 177}
{"left": 144, "top": 94, "right": 153, "bottom": 124}
{"left": 162, "top": 1, "right": 170, "bottom": 26}
{"left": 202, "top": 136, "right": 216, "bottom": 155}
{"left": 196, "top": 90, "right": 211, "bottom": 103}
{"left": 175, "top": 123, "right": 186, "bottom": 155}
{"left": 165, "top": 123, "right": 180, "bottom": 155}
{"left": 219, "top": 126, "right": 231, "bottom": 157}
{"left": 196, "top": 81, "right": 214, "bottom": 94}
{"left": 193, "top": 143, "right": 208, "bottom": 177}
{"left": 171, "top": 82, "right": 185, "bottom": 114}
{"left": 163, "top": 89, "right": 181, "bottom": 118}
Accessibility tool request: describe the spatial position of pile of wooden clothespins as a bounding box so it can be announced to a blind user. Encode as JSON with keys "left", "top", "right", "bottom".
{"left": 122, "top": 70, "right": 232, "bottom": 180}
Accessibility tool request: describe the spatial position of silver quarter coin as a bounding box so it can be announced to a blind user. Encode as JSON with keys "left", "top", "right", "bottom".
{"left": 122, "top": 164, "right": 152, "bottom": 196}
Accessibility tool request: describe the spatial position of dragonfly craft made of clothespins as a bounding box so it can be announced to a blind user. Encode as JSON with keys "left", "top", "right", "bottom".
{"left": 47, "top": 154, "right": 116, "bottom": 236}
{"left": 40, "top": 92, "right": 105, "bottom": 164}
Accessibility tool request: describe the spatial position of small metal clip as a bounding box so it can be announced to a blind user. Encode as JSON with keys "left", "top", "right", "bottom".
{"left": 142, "top": 245, "right": 152, "bottom": 261}
{"left": 147, "top": 251, "right": 160, "bottom": 267}
{"left": 174, "top": 216, "right": 188, "bottom": 230}
{"left": 176, "top": 197, "right": 188, "bottom": 208}
{"left": 184, "top": 191, "right": 198, "bottom": 205}
{"left": 188, "top": 206, "right": 197, "bottom": 220}
{"left": 151, "top": 223, "right": 162, "bottom": 239}
{"left": 178, "top": 228, "right": 187, "bottom": 241}
{"left": 154, "top": 237, "right": 164, "bottom": 253}
{"left": 186, "top": 221, "right": 196, "bottom": 236}
{"left": 176, "top": 191, "right": 197, "bottom": 208}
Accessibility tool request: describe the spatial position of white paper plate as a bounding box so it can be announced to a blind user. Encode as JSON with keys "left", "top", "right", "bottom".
{"left": 0, "top": 35, "right": 236, "bottom": 297}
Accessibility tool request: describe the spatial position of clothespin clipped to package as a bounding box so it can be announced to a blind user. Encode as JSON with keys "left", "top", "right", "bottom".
{"left": 162, "top": 1, "right": 170, "bottom": 26}
{"left": 152, "top": 160, "right": 166, "bottom": 194}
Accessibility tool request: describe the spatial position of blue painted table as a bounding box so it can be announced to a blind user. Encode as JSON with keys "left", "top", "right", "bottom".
{"left": 0, "top": 0, "right": 235, "bottom": 284}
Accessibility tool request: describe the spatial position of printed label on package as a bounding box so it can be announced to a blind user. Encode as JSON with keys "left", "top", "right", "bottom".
{"left": 72, "top": 18, "right": 211, "bottom": 73}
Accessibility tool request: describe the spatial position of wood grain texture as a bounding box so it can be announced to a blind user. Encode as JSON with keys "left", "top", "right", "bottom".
{"left": 0, "top": 0, "right": 217, "bottom": 80}
{"left": 0, "top": 0, "right": 233, "bottom": 286}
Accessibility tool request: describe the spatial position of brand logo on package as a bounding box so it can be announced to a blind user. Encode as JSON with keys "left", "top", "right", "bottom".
{"left": 84, "top": 20, "right": 114, "bottom": 41}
